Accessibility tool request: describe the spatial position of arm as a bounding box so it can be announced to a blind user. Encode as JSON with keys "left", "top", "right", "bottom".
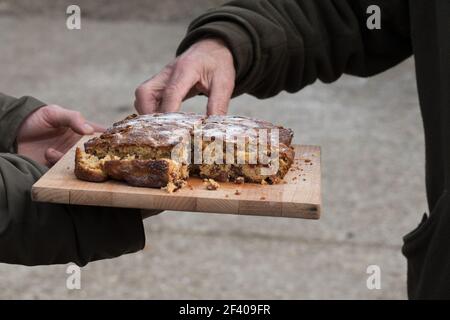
{"left": 135, "top": 0, "right": 412, "bottom": 113}
{"left": 0, "top": 92, "right": 45, "bottom": 153}
{"left": 178, "top": 0, "right": 412, "bottom": 98}
{"left": 0, "top": 94, "right": 145, "bottom": 266}
{"left": 0, "top": 153, "right": 145, "bottom": 266}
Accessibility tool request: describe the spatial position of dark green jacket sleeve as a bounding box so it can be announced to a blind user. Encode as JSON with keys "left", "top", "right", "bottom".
{"left": 0, "top": 94, "right": 145, "bottom": 266}
{"left": 0, "top": 154, "right": 145, "bottom": 266}
{"left": 0, "top": 92, "right": 46, "bottom": 153}
{"left": 177, "top": 0, "right": 412, "bottom": 98}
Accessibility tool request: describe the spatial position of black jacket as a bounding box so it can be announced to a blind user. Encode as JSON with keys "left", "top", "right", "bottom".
{"left": 177, "top": 0, "right": 450, "bottom": 299}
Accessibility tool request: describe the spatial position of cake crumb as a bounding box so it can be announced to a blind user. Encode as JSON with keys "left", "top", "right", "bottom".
{"left": 235, "top": 176, "right": 245, "bottom": 184}
{"left": 234, "top": 190, "right": 241, "bottom": 195}
{"left": 179, "top": 181, "right": 187, "bottom": 188}
{"left": 304, "top": 159, "right": 311, "bottom": 163}
{"left": 260, "top": 196, "right": 266, "bottom": 200}
{"left": 204, "top": 179, "right": 220, "bottom": 190}
{"left": 162, "top": 181, "right": 185, "bottom": 193}
{"left": 163, "top": 182, "right": 177, "bottom": 193}
{"left": 260, "top": 180, "right": 268, "bottom": 185}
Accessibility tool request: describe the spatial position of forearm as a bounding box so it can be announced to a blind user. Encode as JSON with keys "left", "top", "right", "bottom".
{"left": 177, "top": 0, "right": 412, "bottom": 98}
{"left": 0, "top": 154, "right": 145, "bottom": 266}
{"left": 0, "top": 93, "right": 45, "bottom": 153}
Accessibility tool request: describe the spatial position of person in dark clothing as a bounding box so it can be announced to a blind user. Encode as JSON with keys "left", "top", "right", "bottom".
{"left": 0, "top": 94, "right": 146, "bottom": 266}
{"left": 134, "top": 0, "right": 450, "bottom": 299}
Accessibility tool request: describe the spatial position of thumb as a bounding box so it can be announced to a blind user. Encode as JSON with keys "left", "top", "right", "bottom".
{"left": 45, "top": 106, "right": 95, "bottom": 135}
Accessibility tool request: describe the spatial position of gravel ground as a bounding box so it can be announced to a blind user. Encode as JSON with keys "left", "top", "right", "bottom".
{"left": 0, "top": 12, "right": 426, "bottom": 299}
{"left": 0, "top": 0, "right": 226, "bottom": 22}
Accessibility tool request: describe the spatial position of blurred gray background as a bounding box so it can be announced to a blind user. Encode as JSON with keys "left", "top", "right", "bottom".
{"left": 0, "top": 0, "right": 426, "bottom": 299}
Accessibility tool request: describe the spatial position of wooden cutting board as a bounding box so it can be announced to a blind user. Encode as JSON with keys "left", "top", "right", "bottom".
{"left": 32, "top": 136, "right": 321, "bottom": 219}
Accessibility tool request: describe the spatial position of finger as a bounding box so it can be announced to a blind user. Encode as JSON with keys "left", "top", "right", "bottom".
{"left": 134, "top": 70, "right": 171, "bottom": 114}
{"left": 86, "top": 121, "right": 106, "bottom": 133}
{"left": 159, "top": 68, "right": 199, "bottom": 113}
{"left": 45, "top": 148, "right": 64, "bottom": 166}
{"left": 206, "top": 76, "right": 234, "bottom": 115}
{"left": 134, "top": 82, "right": 161, "bottom": 115}
{"left": 45, "top": 106, "right": 95, "bottom": 135}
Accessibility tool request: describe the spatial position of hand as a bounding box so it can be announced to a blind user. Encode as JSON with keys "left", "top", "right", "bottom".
{"left": 17, "top": 105, "right": 105, "bottom": 167}
{"left": 134, "top": 38, "right": 236, "bottom": 115}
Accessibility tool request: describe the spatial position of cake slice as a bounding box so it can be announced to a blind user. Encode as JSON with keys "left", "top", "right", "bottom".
{"left": 75, "top": 147, "right": 188, "bottom": 190}
{"left": 84, "top": 113, "right": 203, "bottom": 161}
{"left": 197, "top": 115, "right": 294, "bottom": 184}
{"left": 75, "top": 113, "right": 199, "bottom": 191}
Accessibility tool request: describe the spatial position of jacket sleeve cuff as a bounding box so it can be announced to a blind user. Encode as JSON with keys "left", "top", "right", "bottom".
{"left": 0, "top": 95, "right": 46, "bottom": 153}
{"left": 71, "top": 207, "right": 146, "bottom": 266}
{"left": 176, "top": 19, "right": 255, "bottom": 97}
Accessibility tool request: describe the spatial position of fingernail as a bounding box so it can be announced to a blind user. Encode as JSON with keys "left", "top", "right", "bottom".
{"left": 83, "top": 123, "right": 94, "bottom": 133}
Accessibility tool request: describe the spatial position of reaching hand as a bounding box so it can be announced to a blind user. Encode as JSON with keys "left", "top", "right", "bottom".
{"left": 134, "top": 38, "right": 236, "bottom": 115}
{"left": 16, "top": 105, "right": 105, "bottom": 167}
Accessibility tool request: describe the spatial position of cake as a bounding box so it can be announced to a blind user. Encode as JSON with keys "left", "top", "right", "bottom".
{"left": 75, "top": 113, "right": 294, "bottom": 191}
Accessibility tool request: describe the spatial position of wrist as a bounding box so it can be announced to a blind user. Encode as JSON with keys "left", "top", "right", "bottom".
{"left": 176, "top": 20, "right": 254, "bottom": 96}
{"left": 7, "top": 98, "right": 46, "bottom": 153}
